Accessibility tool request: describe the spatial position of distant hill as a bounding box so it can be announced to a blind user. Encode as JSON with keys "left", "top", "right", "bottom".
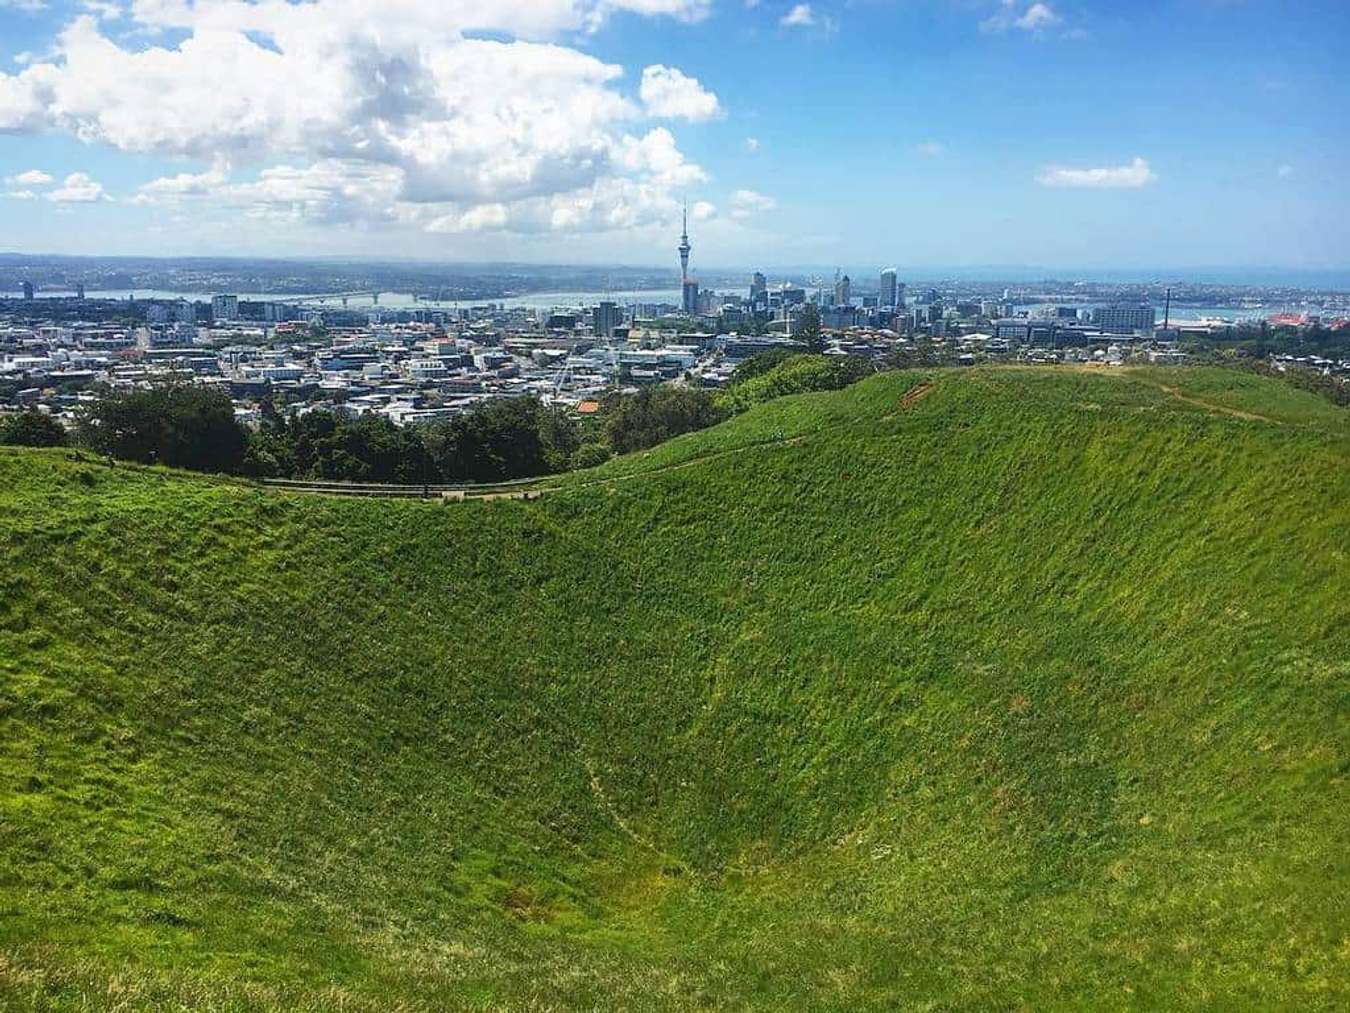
{"left": 2, "top": 367, "right": 1347, "bottom": 1010}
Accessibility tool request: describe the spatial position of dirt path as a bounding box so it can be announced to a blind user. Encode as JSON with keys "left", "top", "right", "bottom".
{"left": 881, "top": 382, "right": 933, "bottom": 419}
{"left": 1152, "top": 384, "right": 1281, "bottom": 424}
{"left": 581, "top": 756, "right": 660, "bottom": 853}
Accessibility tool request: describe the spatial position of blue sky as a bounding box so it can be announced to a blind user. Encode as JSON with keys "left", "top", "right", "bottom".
{"left": 1, "top": 0, "right": 1346, "bottom": 273}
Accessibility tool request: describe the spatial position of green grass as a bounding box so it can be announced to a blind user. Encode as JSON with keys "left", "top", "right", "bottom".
{"left": 2, "top": 366, "right": 1347, "bottom": 1010}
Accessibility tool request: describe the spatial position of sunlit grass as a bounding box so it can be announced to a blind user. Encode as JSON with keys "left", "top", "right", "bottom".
{"left": 2, "top": 367, "right": 1347, "bottom": 1009}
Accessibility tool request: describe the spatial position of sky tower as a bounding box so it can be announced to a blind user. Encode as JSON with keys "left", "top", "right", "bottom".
{"left": 678, "top": 202, "right": 698, "bottom": 315}
{"left": 678, "top": 203, "right": 692, "bottom": 282}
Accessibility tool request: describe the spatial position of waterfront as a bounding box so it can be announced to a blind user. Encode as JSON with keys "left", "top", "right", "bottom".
{"left": 27, "top": 288, "right": 1311, "bottom": 323}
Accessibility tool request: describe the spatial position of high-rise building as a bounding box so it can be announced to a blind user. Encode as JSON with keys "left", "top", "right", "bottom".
{"left": 593, "top": 300, "right": 621, "bottom": 338}
{"left": 174, "top": 299, "right": 196, "bottom": 325}
{"left": 75, "top": 283, "right": 86, "bottom": 301}
{"left": 682, "top": 279, "right": 700, "bottom": 315}
{"left": 1092, "top": 303, "right": 1156, "bottom": 335}
{"left": 22, "top": 281, "right": 34, "bottom": 301}
{"left": 895, "top": 283, "right": 907, "bottom": 308}
{"left": 879, "top": 268, "right": 898, "bottom": 308}
{"left": 212, "top": 294, "right": 239, "bottom": 322}
{"left": 750, "top": 272, "right": 767, "bottom": 300}
{"left": 834, "top": 273, "right": 852, "bottom": 307}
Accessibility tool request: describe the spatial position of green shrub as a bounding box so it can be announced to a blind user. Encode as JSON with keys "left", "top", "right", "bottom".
{"left": 716, "top": 354, "right": 872, "bottom": 414}
{"left": 0, "top": 410, "right": 67, "bottom": 447}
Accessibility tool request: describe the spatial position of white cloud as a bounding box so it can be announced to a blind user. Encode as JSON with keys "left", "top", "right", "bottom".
{"left": 744, "top": 136, "right": 760, "bottom": 153}
{"left": 1277, "top": 164, "right": 1294, "bottom": 179}
{"left": 6, "top": 168, "right": 52, "bottom": 186}
{"left": 132, "top": 162, "right": 231, "bottom": 205}
{"left": 46, "top": 171, "right": 110, "bottom": 202}
{"left": 79, "top": 0, "right": 122, "bottom": 19}
{"left": 981, "top": 1, "right": 1062, "bottom": 35}
{"left": 1035, "top": 157, "right": 1157, "bottom": 189}
{"left": 0, "top": 1, "right": 49, "bottom": 13}
{"left": 603, "top": 0, "right": 711, "bottom": 23}
{"left": 0, "top": 1, "right": 717, "bottom": 238}
{"left": 4, "top": 189, "right": 39, "bottom": 200}
{"left": 640, "top": 65, "right": 723, "bottom": 122}
{"left": 729, "top": 188, "right": 777, "bottom": 219}
{"left": 781, "top": 4, "right": 815, "bottom": 28}
{"left": 613, "top": 127, "right": 708, "bottom": 187}
{"left": 915, "top": 141, "right": 945, "bottom": 158}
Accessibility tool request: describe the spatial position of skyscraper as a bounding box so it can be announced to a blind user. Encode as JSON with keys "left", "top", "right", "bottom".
{"left": 879, "top": 269, "right": 898, "bottom": 308}
{"left": 22, "top": 281, "right": 34, "bottom": 301}
{"left": 682, "top": 279, "right": 699, "bottom": 315}
{"left": 593, "top": 301, "right": 621, "bottom": 339}
{"left": 750, "top": 272, "right": 767, "bottom": 301}
{"left": 834, "top": 273, "right": 851, "bottom": 307}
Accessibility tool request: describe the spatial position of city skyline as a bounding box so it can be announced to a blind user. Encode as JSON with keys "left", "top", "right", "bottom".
{"left": 1, "top": 1, "right": 1347, "bottom": 271}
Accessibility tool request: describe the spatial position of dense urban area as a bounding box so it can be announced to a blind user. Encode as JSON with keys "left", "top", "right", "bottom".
{"left": 3, "top": 243, "right": 1348, "bottom": 483}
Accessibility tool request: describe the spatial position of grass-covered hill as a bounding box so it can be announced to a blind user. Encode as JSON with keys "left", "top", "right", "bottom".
{"left": 2, "top": 366, "right": 1347, "bottom": 1010}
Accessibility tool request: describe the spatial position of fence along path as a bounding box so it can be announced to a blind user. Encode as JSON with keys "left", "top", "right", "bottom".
{"left": 260, "top": 477, "right": 548, "bottom": 501}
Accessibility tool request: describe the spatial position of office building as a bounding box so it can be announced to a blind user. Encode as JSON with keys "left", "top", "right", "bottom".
{"left": 212, "top": 294, "right": 240, "bottom": 322}
{"left": 834, "top": 273, "right": 852, "bottom": 307}
{"left": 682, "top": 279, "right": 700, "bottom": 315}
{"left": 22, "top": 281, "right": 34, "bottom": 301}
{"left": 880, "top": 269, "right": 898, "bottom": 308}
{"left": 1092, "top": 303, "right": 1156, "bottom": 335}
{"left": 593, "top": 301, "right": 621, "bottom": 339}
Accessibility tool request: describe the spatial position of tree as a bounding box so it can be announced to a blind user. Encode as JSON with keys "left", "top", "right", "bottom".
{"left": 76, "top": 385, "right": 246, "bottom": 473}
{"left": 796, "top": 302, "right": 825, "bottom": 354}
{"left": 605, "top": 387, "right": 725, "bottom": 455}
{"left": 0, "top": 411, "right": 68, "bottom": 448}
{"left": 571, "top": 442, "right": 612, "bottom": 470}
{"left": 717, "top": 354, "right": 872, "bottom": 415}
{"left": 424, "top": 398, "right": 554, "bottom": 482}
{"left": 730, "top": 347, "right": 798, "bottom": 385}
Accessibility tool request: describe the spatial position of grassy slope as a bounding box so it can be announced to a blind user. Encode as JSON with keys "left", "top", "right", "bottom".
{"left": 1, "top": 367, "right": 1347, "bottom": 1010}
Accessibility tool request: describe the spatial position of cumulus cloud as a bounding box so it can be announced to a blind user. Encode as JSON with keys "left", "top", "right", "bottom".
{"left": 0, "top": 0, "right": 717, "bottom": 237}
{"left": 6, "top": 168, "right": 52, "bottom": 185}
{"left": 729, "top": 188, "right": 777, "bottom": 219}
{"left": 640, "top": 65, "right": 723, "bottom": 121}
{"left": 46, "top": 171, "right": 110, "bottom": 202}
{"left": 4, "top": 189, "right": 39, "bottom": 200}
{"left": 981, "top": 1, "right": 1061, "bottom": 35}
{"left": 744, "top": 136, "right": 760, "bottom": 153}
{"left": 780, "top": 4, "right": 815, "bottom": 28}
{"left": 1035, "top": 157, "right": 1157, "bottom": 189}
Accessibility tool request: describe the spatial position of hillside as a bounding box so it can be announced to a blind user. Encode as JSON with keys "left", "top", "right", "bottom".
{"left": 2, "top": 367, "right": 1347, "bottom": 1010}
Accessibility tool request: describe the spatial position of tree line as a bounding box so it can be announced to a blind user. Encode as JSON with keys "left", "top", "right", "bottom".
{"left": 0, "top": 383, "right": 732, "bottom": 482}
{"left": 1, "top": 349, "right": 886, "bottom": 480}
